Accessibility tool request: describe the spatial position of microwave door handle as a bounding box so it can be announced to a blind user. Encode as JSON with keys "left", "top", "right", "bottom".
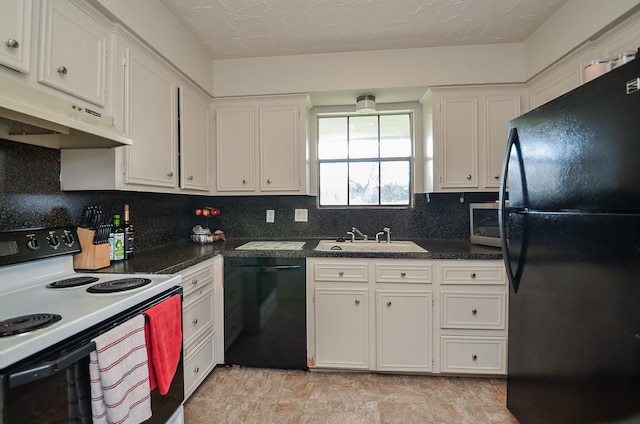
{"left": 500, "top": 127, "right": 527, "bottom": 293}
{"left": 9, "top": 341, "right": 97, "bottom": 388}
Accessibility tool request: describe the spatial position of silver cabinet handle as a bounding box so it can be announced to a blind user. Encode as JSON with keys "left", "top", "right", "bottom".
{"left": 472, "top": 309, "right": 477, "bottom": 315}
{"left": 472, "top": 354, "right": 478, "bottom": 361}
{"left": 242, "top": 179, "right": 247, "bottom": 184}
{"left": 470, "top": 272, "right": 476, "bottom": 279}
{"left": 493, "top": 174, "right": 500, "bottom": 180}
{"left": 192, "top": 318, "right": 198, "bottom": 324}
{"left": 387, "top": 301, "right": 392, "bottom": 307}
{"left": 355, "top": 299, "right": 360, "bottom": 305}
{"left": 5, "top": 38, "right": 19, "bottom": 48}
{"left": 167, "top": 172, "right": 174, "bottom": 177}
{"left": 193, "top": 367, "right": 200, "bottom": 373}
{"left": 57, "top": 66, "right": 68, "bottom": 75}
{"left": 191, "top": 279, "right": 198, "bottom": 285}
{"left": 267, "top": 179, "right": 272, "bottom": 184}
{"left": 466, "top": 174, "right": 472, "bottom": 180}
{"left": 188, "top": 176, "right": 194, "bottom": 181}
{"left": 338, "top": 270, "right": 344, "bottom": 276}
{"left": 400, "top": 272, "right": 406, "bottom": 277}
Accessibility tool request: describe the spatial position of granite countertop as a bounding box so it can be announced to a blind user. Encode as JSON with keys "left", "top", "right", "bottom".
{"left": 101, "top": 238, "right": 503, "bottom": 275}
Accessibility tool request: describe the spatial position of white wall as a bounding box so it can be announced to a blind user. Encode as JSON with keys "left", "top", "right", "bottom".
{"left": 90, "top": 0, "right": 214, "bottom": 94}
{"left": 524, "top": 0, "right": 640, "bottom": 80}
{"left": 213, "top": 44, "right": 525, "bottom": 99}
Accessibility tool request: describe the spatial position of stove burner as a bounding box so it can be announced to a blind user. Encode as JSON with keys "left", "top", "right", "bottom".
{"left": 47, "top": 276, "right": 99, "bottom": 288}
{"left": 87, "top": 278, "right": 152, "bottom": 293}
{"left": 0, "top": 313, "right": 62, "bottom": 337}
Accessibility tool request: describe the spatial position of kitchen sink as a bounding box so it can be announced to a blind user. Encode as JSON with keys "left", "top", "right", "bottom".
{"left": 314, "top": 240, "right": 427, "bottom": 253}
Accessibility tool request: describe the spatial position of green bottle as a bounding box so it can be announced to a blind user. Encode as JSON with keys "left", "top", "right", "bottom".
{"left": 113, "top": 214, "right": 125, "bottom": 261}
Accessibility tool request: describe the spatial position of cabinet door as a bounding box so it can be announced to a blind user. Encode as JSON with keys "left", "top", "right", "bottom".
{"left": 259, "top": 103, "right": 300, "bottom": 191}
{"left": 215, "top": 106, "right": 255, "bottom": 192}
{"left": 437, "top": 96, "right": 478, "bottom": 189}
{"left": 39, "top": 0, "right": 109, "bottom": 106}
{"left": 376, "top": 290, "right": 432, "bottom": 372}
{"left": 314, "top": 288, "right": 369, "bottom": 369}
{"left": 0, "top": 0, "right": 31, "bottom": 73}
{"left": 483, "top": 95, "right": 521, "bottom": 189}
{"left": 180, "top": 85, "right": 210, "bottom": 191}
{"left": 124, "top": 45, "right": 178, "bottom": 188}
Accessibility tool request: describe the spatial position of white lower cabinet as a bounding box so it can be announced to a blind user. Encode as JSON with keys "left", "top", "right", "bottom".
{"left": 180, "top": 256, "right": 224, "bottom": 400}
{"left": 307, "top": 257, "right": 507, "bottom": 376}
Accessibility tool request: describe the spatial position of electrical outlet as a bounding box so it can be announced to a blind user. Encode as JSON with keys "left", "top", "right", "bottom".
{"left": 266, "top": 209, "right": 275, "bottom": 223}
{"left": 294, "top": 209, "right": 308, "bottom": 222}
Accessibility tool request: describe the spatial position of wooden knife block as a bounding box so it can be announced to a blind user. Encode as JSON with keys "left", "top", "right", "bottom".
{"left": 73, "top": 227, "right": 110, "bottom": 270}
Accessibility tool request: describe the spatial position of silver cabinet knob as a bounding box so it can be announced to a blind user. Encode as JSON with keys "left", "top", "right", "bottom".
{"left": 267, "top": 179, "right": 272, "bottom": 184}
{"left": 191, "top": 279, "right": 198, "bottom": 285}
{"left": 355, "top": 299, "right": 360, "bottom": 305}
{"left": 493, "top": 174, "right": 500, "bottom": 179}
{"left": 470, "top": 272, "right": 476, "bottom": 279}
{"left": 5, "top": 38, "right": 19, "bottom": 48}
{"left": 472, "top": 354, "right": 478, "bottom": 361}
{"left": 57, "top": 66, "right": 68, "bottom": 75}
{"left": 193, "top": 367, "right": 200, "bottom": 373}
{"left": 400, "top": 272, "right": 406, "bottom": 277}
{"left": 167, "top": 172, "right": 174, "bottom": 177}
{"left": 472, "top": 309, "right": 477, "bottom": 315}
{"left": 338, "top": 270, "right": 344, "bottom": 276}
{"left": 192, "top": 318, "right": 198, "bottom": 324}
{"left": 466, "top": 174, "right": 472, "bottom": 180}
{"left": 242, "top": 179, "right": 247, "bottom": 184}
{"left": 188, "top": 175, "right": 194, "bottom": 181}
{"left": 387, "top": 301, "right": 392, "bottom": 307}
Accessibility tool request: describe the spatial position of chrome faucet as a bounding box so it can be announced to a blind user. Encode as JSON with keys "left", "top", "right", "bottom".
{"left": 348, "top": 227, "right": 368, "bottom": 241}
{"left": 375, "top": 227, "right": 391, "bottom": 243}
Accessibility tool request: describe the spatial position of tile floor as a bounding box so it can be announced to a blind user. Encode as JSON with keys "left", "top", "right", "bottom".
{"left": 184, "top": 366, "right": 518, "bottom": 423}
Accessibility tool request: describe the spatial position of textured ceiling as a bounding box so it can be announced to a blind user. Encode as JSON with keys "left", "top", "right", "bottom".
{"left": 160, "top": 0, "right": 568, "bottom": 60}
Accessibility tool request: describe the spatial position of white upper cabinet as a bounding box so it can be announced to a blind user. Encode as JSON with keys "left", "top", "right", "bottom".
{"left": 180, "top": 85, "right": 211, "bottom": 191}
{"left": 0, "top": 0, "right": 32, "bottom": 73}
{"left": 427, "top": 86, "right": 526, "bottom": 192}
{"left": 38, "top": 0, "right": 110, "bottom": 106}
{"left": 123, "top": 40, "right": 178, "bottom": 188}
{"left": 212, "top": 95, "right": 310, "bottom": 195}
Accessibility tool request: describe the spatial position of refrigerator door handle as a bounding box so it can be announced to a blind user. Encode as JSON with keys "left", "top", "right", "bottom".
{"left": 500, "top": 127, "right": 526, "bottom": 293}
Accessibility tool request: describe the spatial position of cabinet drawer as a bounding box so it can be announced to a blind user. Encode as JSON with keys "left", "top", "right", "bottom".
{"left": 440, "top": 336, "right": 506, "bottom": 374}
{"left": 183, "top": 292, "right": 213, "bottom": 346}
{"left": 440, "top": 264, "right": 505, "bottom": 285}
{"left": 184, "top": 334, "right": 215, "bottom": 399}
{"left": 181, "top": 265, "right": 214, "bottom": 297}
{"left": 313, "top": 262, "right": 368, "bottom": 282}
{"left": 375, "top": 263, "right": 432, "bottom": 284}
{"left": 440, "top": 292, "right": 506, "bottom": 329}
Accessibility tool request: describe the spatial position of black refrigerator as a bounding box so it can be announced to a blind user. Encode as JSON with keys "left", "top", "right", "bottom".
{"left": 499, "top": 51, "right": 640, "bottom": 424}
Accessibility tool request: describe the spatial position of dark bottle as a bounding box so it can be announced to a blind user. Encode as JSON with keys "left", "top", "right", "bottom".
{"left": 113, "top": 214, "right": 125, "bottom": 261}
{"left": 123, "top": 204, "right": 135, "bottom": 260}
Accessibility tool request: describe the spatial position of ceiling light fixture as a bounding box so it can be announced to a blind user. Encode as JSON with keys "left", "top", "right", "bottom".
{"left": 356, "top": 95, "right": 376, "bottom": 113}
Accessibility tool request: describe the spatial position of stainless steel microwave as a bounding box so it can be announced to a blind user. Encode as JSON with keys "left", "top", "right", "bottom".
{"left": 469, "top": 202, "right": 507, "bottom": 247}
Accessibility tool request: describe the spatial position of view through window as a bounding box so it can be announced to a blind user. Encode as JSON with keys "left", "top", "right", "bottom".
{"left": 318, "top": 114, "right": 412, "bottom": 207}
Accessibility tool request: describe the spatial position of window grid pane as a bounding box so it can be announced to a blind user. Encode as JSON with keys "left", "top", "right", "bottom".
{"left": 318, "top": 113, "right": 411, "bottom": 207}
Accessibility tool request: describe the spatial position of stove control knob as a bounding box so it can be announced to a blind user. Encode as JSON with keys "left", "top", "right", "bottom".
{"left": 62, "top": 230, "right": 75, "bottom": 247}
{"left": 47, "top": 233, "right": 60, "bottom": 249}
{"left": 26, "top": 236, "right": 40, "bottom": 250}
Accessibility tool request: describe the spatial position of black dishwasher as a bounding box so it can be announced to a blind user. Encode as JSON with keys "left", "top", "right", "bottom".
{"left": 224, "top": 257, "right": 307, "bottom": 370}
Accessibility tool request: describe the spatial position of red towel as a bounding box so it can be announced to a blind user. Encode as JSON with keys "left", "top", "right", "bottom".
{"left": 143, "top": 295, "right": 182, "bottom": 395}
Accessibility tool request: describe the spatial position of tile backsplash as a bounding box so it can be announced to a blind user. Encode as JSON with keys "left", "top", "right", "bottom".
{"left": 1, "top": 141, "right": 497, "bottom": 251}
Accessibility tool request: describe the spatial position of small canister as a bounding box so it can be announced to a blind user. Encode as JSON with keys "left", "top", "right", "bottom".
{"left": 584, "top": 59, "right": 610, "bottom": 83}
{"left": 611, "top": 51, "right": 636, "bottom": 70}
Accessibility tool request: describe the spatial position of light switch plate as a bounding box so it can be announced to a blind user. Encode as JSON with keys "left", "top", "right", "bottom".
{"left": 294, "top": 209, "right": 308, "bottom": 222}
{"left": 266, "top": 209, "right": 275, "bottom": 223}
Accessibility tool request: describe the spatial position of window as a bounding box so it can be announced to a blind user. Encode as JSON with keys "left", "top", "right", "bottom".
{"left": 318, "top": 113, "right": 412, "bottom": 207}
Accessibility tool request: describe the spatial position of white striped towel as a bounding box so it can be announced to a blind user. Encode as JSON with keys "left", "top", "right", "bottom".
{"left": 89, "top": 315, "right": 152, "bottom": 424}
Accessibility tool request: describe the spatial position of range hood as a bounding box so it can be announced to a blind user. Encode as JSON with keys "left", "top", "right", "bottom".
{"left": 0, "top": 74, "right": 132, "bottom": 149}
